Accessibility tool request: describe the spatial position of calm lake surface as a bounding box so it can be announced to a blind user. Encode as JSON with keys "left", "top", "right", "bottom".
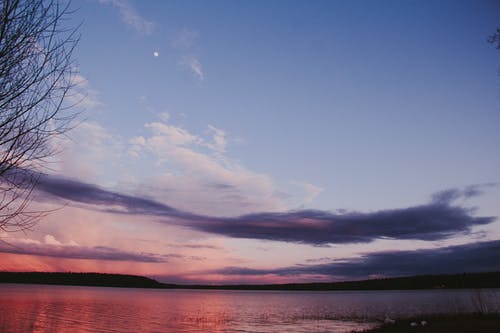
{"left": 1, "top": 284, "right": 499, "bottom": 333}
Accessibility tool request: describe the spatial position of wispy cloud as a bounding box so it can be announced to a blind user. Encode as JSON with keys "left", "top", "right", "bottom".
{"left": 127, "top": 118, "right": 284, "bottom": 216}
{"left": 66, "top": 73, "right": 100, "bottom": 109}
{"left": 431, "top": 184, "right": 498, "bottom": 204}
{"left": 0, "top": 234, "right": 165, "bottom": 263}
{"left": 172, "top": 28, "right": 205, "bottom": 81}
{"left": 145, "top": 121, "right": 201, "bottom": 147}
{"left": 180, "top": 55, "right": 204, "bottom": 81}
{"left": 51, "top": 121, "right": 124, "bottom": 181}
{"left": 172, "top": 28, "right": 199, "bottom": 49}
{"left": 98, "top": 0, "right": 154, "bottom": 35}
{"left": 206, "top": 125, "right": 227, "bottom": 154}
{"left": 32, "top": 174, "right": 193, "bottom": 219}
{"left": 28, "top": 174, "right": 497, "bottom": 246}
{"left": 165, "top": 243, "right": 223, "bottom": 250}
{"left": 292, "top": 181, "right": 323, "bottom": 204}
{"left": 213, "top": 239, "right": 500, "bottom": 278}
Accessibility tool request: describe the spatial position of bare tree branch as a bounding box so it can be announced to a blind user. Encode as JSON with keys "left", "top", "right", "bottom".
{"left": 487, "top": 28, "right": 500, "bottom": 50}
{"left": 0, "top": 0, "right": 80, "bottom": 231}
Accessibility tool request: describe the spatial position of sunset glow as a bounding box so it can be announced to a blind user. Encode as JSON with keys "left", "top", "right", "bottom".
{"left": 1, "top": 0, "right": 499, "bottom": 284}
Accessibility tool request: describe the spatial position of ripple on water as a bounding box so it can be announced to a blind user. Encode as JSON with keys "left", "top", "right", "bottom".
{"left": 1, "top": 285, "right": 498, "bottom": 333}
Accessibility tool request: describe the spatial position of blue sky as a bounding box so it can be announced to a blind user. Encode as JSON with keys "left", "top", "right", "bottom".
{"left": 1, "top": 0, "right": 499, "bottom": 283}
{"left": 79, "top": 0, "right": 500, "bottom": 207}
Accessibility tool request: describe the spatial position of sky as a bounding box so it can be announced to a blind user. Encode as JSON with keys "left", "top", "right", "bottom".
{"left": 1, "top": 0, "right": 499, "bottom": 284}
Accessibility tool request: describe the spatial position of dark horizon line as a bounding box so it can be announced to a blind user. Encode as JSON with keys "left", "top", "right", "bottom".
{"left": 1, "top": 271, "right": 500, "bottom": 291}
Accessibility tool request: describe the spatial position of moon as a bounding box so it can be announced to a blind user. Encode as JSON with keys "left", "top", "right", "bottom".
{"left": 153, "top": 51, "right": 159, "bottom": 57}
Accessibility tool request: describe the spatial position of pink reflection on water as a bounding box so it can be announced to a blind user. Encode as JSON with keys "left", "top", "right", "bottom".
{"left": 0, "top": 285, "right": 239, "bottom": 332}
{"left": 4, "top": 285, "right": 455, "bottom": 333}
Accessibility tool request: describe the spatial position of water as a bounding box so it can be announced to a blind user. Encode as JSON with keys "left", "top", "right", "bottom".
{"left": 0, "top": 284, "right": 499, "bottom": 333}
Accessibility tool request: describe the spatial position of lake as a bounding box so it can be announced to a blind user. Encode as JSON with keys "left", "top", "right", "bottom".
{"left": 0, "top": 284, "right": 499, "bottom": 333}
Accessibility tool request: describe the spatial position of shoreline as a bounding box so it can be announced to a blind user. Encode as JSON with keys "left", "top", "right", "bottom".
{"left": 355, "top": 313, "right": 500, "bottom": 333}
{"left": 1, "top": 271, "right": 500, "bottom": 291}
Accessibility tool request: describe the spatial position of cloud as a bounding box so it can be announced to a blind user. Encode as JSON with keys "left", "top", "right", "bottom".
{"left": 158, "top": 112, "right": 170, "bottom": 122}
{"left": 213, "top": 239, "right": 500, "bottom": 278}
{"left": 292, "top": 181, "right": 323, "bottom": 204}
{"left": 431, "top": 183, "right": 498, "bottom": 204}
{"left": 144, "top": 121, "right": 201, "bottom": 147}
{"left": 200, "top": 202, "right": 494, "bottom": 245}
{"left": 172, "top": 29, "right": 199, "bottom": 49}
{"left": 29, "top": 175, "right": 497, "bottom": 246}
{"left": 43, "top": 234, "right": 63, "bottom": 246}
{"left": 66, "top": 73, "right": 100, "bottom": 109}
{"left": 98, "top": 0, "right": 154, "bottom": 35}
{"left": 128, "top": 135, "right": 146, "bottom": 158}
{"left": 51, "top": 121, "right": 124, "bottom": 181}
{"left": 165, "top": 243, "right": 223, "bottom": 250}
{"left": 171, "top": 28, "right": 205, "bottom": 80}
{"left": 33, "top": 173, "right": 195, "bottom": 220}
{"left": 0, "top": 235, "right": 165, "bottom": 263}
{"left": 303, "top": 183, "right": 323, "bottom": 203}
{"left": 206, "top": 125, "right": 227, "bottom": 154}
{"left": 180, "top": 55, "right": 204, "bottom": 80}
{"left": 127, "top": 119, "right": 285, "bottom": 216}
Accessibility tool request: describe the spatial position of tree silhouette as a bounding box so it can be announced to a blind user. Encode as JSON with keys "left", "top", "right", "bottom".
{"left": 488, "top": 28, "right": 500, "bottom": 49}
{"left": 0, "top": 0, "right": 80, "bottom": 231}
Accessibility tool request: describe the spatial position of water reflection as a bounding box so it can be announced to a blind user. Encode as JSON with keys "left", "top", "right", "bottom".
{"left": 0, "top": 284, "right": 498, "bottom": 333}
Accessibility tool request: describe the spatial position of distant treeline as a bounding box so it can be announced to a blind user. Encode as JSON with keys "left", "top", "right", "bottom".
{"left": 1, "top": 271, "right": 500, "bottom": 290}
{"left": 0, "top": 272, "right": 163, "bottom": 289}
{"left": 193, "top": 271, "right": 500, "bottom": 291}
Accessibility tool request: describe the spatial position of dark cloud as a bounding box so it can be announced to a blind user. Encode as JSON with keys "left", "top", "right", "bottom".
{"left": 215, "top": 240, "right": 500, "bottom": 278}
{"left": 205, "top": 182, "right": 237, "bottom": 190}
{"left": 0, "top": 241, "right": 165, "bottom": 263}
{"left": 430, "top": 183, "right": 497, "bottom": 204}
{"left": 35, "top": 174, "right": 200, "bottom": 220}
{"left": 165, "top": 243, "right": 223, "bottom": 250}
{"left": 205, "top": 203, "right": 495, "bottom": 245}
{"left": 305, "top": 257, "right": 334, "bottom": 263}
{"left": 32, "top": 174, "right": 497, "bottom": 246}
